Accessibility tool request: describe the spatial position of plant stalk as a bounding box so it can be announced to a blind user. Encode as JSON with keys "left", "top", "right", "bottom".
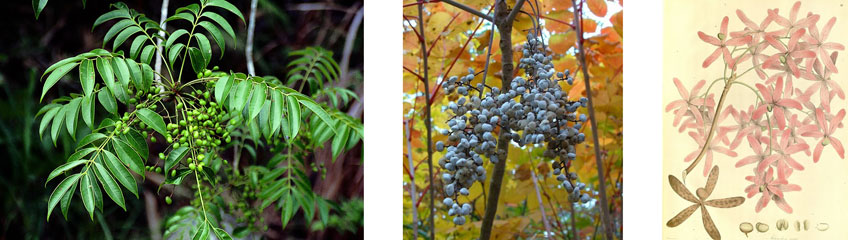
{"left": 416, "top": 3, "right": 436, "bottom": 240}
{"left": 571, "top": 0, "right": 614, "bottom": 238}
{"left": 479, "top": 0, "right": 524, "bottom": 239}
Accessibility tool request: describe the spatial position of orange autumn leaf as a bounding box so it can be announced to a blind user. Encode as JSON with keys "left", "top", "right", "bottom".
{"left": 587, "top": 0, "right": 608, "bottom": 17}
{"left": 549, "top": 31, "right": 576, "bottom": 53}
{"left": 544, "top": 10, "right": 573, "bottom": 33}
{"left": 582, "top": 19, "right": 599, "bottom": 33}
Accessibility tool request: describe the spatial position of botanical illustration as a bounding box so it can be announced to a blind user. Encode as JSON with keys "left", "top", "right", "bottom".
{"left": 664, "top": 1, "right": 846, "bottom": 239}
{"left": 403, "top": 0, "right": 623, "bottom": 239}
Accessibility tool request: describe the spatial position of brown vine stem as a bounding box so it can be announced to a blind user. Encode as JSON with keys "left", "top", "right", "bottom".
{"left": 416, "top": 3, "right": 436, "bottom": 240}
{"left": 682, "top": 73, "right": 736, "bottom": 183}
{"left": 571, "top": 0, "right": 613, "bottom": 239}
{"left": 479, "top": 1, "right": 525, "bottom": 239}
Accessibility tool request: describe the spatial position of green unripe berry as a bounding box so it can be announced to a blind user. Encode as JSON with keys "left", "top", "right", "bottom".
{"left": 150, "top": 136, "right": 156, "bottom": 142}
{"left": 189, "top": 163, "right": 196, "bottom": 170}
{"left": 197, "top": 72, "right": 203, "bottom": 79}
{"left": 159, "top": 152, "right": 166, "bottom": 159}
{"left": 165, "top": 196, "right": 172, "bottom": 204}
{"left": 171, "top": 169, "right": 176, "bottom": 177}
{"left": 204, "top": 70, "right": 212, "bottom": 77}
{"left": 176, "top": 103, "right": 183, "bottom": 110}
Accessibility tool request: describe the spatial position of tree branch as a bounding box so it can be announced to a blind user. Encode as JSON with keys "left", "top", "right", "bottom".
{"left": 571, "top": 0, "right": 614, "bottom": 239}
{"left": 340, "top": 7, "right": 363, "bottom": 83}
{"left": 417, "top": 3, "right": 436, "bottom": 240}
{"left": 479, "top": 1, "right": 524, "bottom": 239}
{"left": 154, "top": 0, "right": 169, "bottom": 92}
{"left": 245, "top": 0, "right": 259, "bottom": 76}
{"left": 404, "top": 120, "right": 420, "bottom": 240}
{"left": 441, "top": 0, "right": 493, "bottom": 22}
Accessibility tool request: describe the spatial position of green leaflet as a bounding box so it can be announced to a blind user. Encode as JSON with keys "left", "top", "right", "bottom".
{"left": 50, "top": 102, "right": 67, "bottom": 145}
{"left": 270, "top": 90, "right": 283, "bottom": 136}
{"left": 46, "top": 160, "right": 87, "bottom": 185}
{"left": 331, "top": 122, "right": 351, "bottom": 162}
{"left": 188, "top": 47, "right": 207, "bottom": 75}
{"left": 96, "top": 57, "right": 116, "bottom": 95}
{"left": 282, "top": 188, "right": 297, "bottom": 228}
{"left": 165, "top": 146, "right": 189, "bottom": 173}
{"left": 192, "top": 222, "right": 209, "bottom": 240}
{"left": 97, "top": 86, "right": 118, "bottom": 115}
{"left": 93, "top": 9, "right": 131, "bottom": 29}
{"left": 212, "top": 227, "right": 233, "bottom": 240}
{"left": 103, "top": 19, "right": 134, "bottom": 46}
{"left": 39, "top": 106, "right": 60, "bottom": 138}
{"left": 136, "top": 108, "right": 167, "bottom": 136}
{"left": 232, "top": 80, "right": 251, "bottom": 114}
{"left": 200, "top": 11, "right": 236, "bottom": 40}
{"left": 295, "top": 96, "right": 336, "bottom": 134}
{"left": 129, "top": 35, "right": 147, "bottom": 59}
{"left": 102, "top": 151, "right": 138, "bottom": 197}
{"left": 64, "top": 97, "right": 82, "bottom": 140}
{"left": 67, "top": 147, "right": 97, "bottom": 164}
{"left": 142, "top": 64, "right": 154, "bottom": 91}
{"left": 286, "top": 95, "right": 300, "bottom": 139}
{"left": 77, "top": 133, "right": 106, "bottom": 150}
{"left": 198, "top": 21, "right": 226, "bottom": 57}
{"left": 113, "top": 26, "right": 142, "bottom": 51}
{"left": 248, "top": 83, "right": 266, "bottom": 122}
{"left": 166, "top": 29, "right": 189, "bottom": 50}
{"left": 47, "top": 173, "right": 81, "bottom": 221}
{"left": 79, "top": 59, "right": 95, "bottom": 96}
{"left": 81, "top": 94, "right": 95, "bottom": 129}
{"left": 41, "top": 62, "right": 78, "bottom": 102}
{"left": 194, "top": 33, "right": 212, "bottom": 64}
{"left": 80, "top": 173, "right": 96, "bottom": 220}
{"left": 168, "top": 43, "right": 185, "bottom": 67}
{"left": 33, "top": 0, "right": 48, "bottom": 19}
{"left": 111, "top": 57, "right": 131, "bottom": 87}
{"left": 92, "top": 161, "right": 126, "bottom": 210}
{"left": 126, "top": 58, "right": 143, "bottom": 90}
{"left": 113, "top": 139, "right": 144, "bottom": 175}
{"left": 206, "top": 0, "right": 245, "bottom": 23}
{"left": 214, "top": 74, "right": 233, "bottom": 103}
{"left": 140, "top": 45, "right": 156, "bottom": 65}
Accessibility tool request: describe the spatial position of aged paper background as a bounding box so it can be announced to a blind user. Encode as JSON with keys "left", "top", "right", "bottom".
{"left": 663, "top": 0, "right": 848, "bottom": 239}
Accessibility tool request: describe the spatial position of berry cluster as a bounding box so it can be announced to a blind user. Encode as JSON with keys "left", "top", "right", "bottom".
{"left": 436, "top": 33, "right": 591, "bottom": 225}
